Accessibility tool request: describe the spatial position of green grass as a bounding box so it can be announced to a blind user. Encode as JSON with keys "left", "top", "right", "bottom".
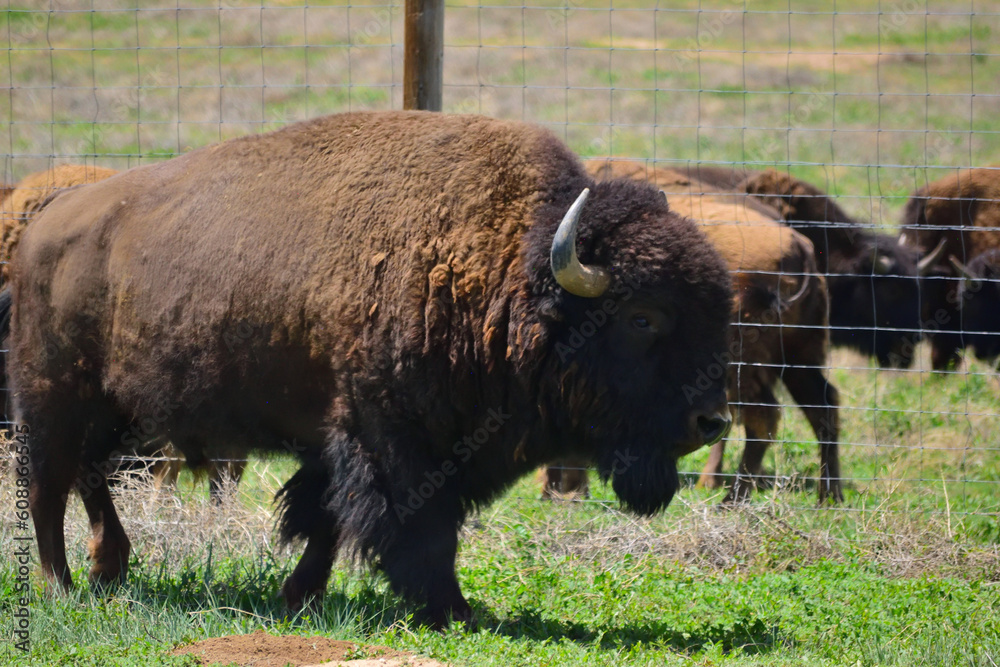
{"left": 2, "top": 464, "right": 998, "bottom": 666}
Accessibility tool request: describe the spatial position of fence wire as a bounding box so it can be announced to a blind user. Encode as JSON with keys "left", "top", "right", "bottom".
{"left": 2, "top": 2, "right": 999, "bottom": 523}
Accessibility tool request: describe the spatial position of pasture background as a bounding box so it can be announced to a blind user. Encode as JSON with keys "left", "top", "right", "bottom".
{"left": 2, "top": 1, "right": 999, "bottom": 665}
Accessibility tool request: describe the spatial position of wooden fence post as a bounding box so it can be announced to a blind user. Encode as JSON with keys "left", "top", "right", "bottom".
{"left": 403, "top": 0, "right": 444, "bottom": 111}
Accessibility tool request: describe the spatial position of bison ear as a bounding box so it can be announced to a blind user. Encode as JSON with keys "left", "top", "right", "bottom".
{"left": 659, "top": 190, "right": 667, "bottom": 204}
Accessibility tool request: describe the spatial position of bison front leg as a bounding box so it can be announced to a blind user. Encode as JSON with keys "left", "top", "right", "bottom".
{"left": 281, "top": 528, "right": 340, "bottom": 612}
{"left": 29, "top": 466, "right": 74, "bottom": 590}
{"left": 782, "top": 367, "right": 842, "bottom": 503}
{"left": 276, "top": 464, "right": 341, "bottom": 611}
{"left": 381, "top": 487, "right": 470, "bottom": 629}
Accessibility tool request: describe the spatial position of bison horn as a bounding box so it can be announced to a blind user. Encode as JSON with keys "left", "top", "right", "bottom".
{"left": 550, "top": 188, "right": 611, "bottom": 298}
{"left": 917, "top": 238, "right": 948, "bottom": 276}
{"left": 949, "top": 254, "right": 976, "bottom": 282}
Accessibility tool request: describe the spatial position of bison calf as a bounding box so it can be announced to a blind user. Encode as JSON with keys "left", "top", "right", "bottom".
{"left": 10, "top": 112, "right": 735, "bottom": 627}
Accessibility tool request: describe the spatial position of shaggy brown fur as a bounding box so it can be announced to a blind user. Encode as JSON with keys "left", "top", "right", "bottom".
{"left": 899, "top": 168, "right": 1000, "bottom": 369}
{"left": 0, "top": 165, "right": 118, "bottom": 282}
{"left": 9, "top": 111, "right": 734, "bottom": 627}
{"left": 0, "top": 164, "right": 240, "bottom": 498}
{"left": 544, "top": 160, "right": 842, "bottom": 503}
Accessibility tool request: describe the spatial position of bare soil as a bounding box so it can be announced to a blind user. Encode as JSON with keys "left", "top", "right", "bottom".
{"left": 171, "top": 630, "right": 448, "bottom": 667}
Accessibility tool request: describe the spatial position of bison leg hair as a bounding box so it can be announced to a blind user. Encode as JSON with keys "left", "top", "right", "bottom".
{"left": 697, "top": 440, "right": 727, "bottom": 489}
{"left": 77, "top": 474, "right": 131, "bottom": 587}
{"left": 782, "top": 366, "right": 843, "bottom": 503}
{"left": 725, "top": 389, "right": 780, "bottom": 504}
{"left": 380, "top": 503, "right": 471, "bottom": 629}
{"left": 276, "top": 462, "right": 341, "bottom": 611}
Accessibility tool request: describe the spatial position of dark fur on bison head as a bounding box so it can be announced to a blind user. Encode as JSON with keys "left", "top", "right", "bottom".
{"left": 524, "top": 180, "right": 733, "bottom": 514}
{"left": 951, "top": 249, "right": 1000, "bottom": 365}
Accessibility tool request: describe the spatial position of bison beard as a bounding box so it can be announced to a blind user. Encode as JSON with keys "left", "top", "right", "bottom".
{"left": 8, "top": 111, "right": 732, "bottom": 627}
{"left": 600, "top": 446, "right": 678, "bottom": 516}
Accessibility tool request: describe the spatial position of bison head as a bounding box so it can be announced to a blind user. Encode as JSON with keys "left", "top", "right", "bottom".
{"left": 829, "top": 237, "right": 946, "bottom": 368}
{"left": 535, "top": 182, "right": 733, "bottom": 515}
{"left": 951, "top": 251, "right": 1000, "bottom": 365}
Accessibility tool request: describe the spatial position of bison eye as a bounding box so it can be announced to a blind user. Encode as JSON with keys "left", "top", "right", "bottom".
{"left": 632, "top": 314, "right": 651, "bottom": 329}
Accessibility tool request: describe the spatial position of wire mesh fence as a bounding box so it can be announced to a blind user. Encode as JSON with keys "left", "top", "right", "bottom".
{"left": 2, "top": 1, "right": 999, "bottom": 528}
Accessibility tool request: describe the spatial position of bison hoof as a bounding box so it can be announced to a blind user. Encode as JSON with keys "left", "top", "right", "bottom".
{"left": 420, "top": 599, "right": 475, "bottom": 631}
{"left": 696, "top": 474, "right": 724, "bottom": 490}
{"left": 87, "top": 538, "right": 130, "bottom": 589}
{"left": 280, "top": 578, "right": 326, "bottom": 613}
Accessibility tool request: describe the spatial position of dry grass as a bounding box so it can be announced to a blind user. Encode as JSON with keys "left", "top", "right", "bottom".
{"left": 494, "top": 491, "right": 1000, "bottom": 583}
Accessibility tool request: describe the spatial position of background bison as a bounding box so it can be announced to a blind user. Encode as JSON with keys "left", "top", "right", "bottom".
{"left": 10, "top": 111, "right": 734, "bottom": 626}
{"left": 899, "top": 168, "right": 1000, "bottom": 369}
{"left": 0, "top": 164, "right": 118, "bottom": 283}
{"left": 682, "top": 166, "right": 946, "bottom": 368}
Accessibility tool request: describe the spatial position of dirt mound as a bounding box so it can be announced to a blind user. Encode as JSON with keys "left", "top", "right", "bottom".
{"left": 172, "top": 630, "right": 448, "bottom": 666}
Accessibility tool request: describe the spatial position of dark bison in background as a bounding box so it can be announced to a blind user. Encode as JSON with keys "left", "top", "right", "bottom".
{"left": 675, "top": 165, "right": 945, "bottom": 368}
{"left": 898, "top": 167, "right": 1000, "bottom": 370}
{"left": 0, "top": 165, "right": 243, "bottom": 500}
{"left": 544, "top": 160, "right": 842, "bottom": 503}
{"left": 947, "top": 249, "right": 1000, "bottom": 366}
{"left": 8, "top": 111, "right": 734, "bottom": 627}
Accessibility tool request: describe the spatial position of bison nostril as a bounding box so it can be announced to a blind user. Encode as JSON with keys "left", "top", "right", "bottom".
{"left": 697, "top": 413, "right": 731, "bottom": 446}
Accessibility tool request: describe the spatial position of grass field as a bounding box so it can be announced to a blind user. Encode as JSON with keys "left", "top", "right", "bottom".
{"left": 2, "top": 1, "right": 1000, "bottom": 665}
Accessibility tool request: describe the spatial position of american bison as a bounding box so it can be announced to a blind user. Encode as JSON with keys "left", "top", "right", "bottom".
{"left": 9, "top": 111, "right": 734, "bottom": 626}
{"left": 670, "top": 165, "right": 945, "bottom": 368}
{"left": 899, "top": 168, "right": 1000, "bottom": 369}
{"left": 0, "top": 165, "right": 245, "bottom": 499}
{"left": 544, "top": 161, "right": 842, "bottom": 503}
{"left": 948, "top": 249, "right": 1000, "bottom": 365}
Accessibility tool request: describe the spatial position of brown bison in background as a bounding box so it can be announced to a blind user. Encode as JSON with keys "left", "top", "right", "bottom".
{"left": 8, "top": 111, "right": 735, "bottom": 627}
{"left": 542, "top": 160, "right": 842, "bottom": 503}
{"left": 1, "top": 164, "right": 119, "bottom": 282}
{"left": 899, "top": 167, "right": 1000, "bottom": 369}
{"left": 0, "top": 165, "right": 243, "bottom": 500}
{"left": 679, "top": 165, "right": 946, "bottom": 369}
